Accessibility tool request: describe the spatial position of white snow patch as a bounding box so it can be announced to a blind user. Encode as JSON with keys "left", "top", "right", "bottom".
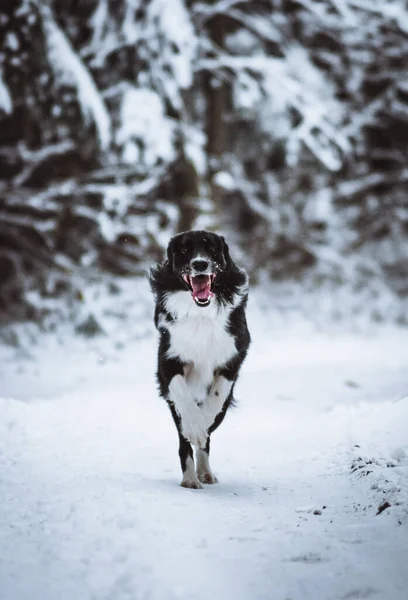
{"left": 391, "top": 447, "right": 406, "bottom": 461}
{"left": 6, "top": 32, "right": 19, "bottom": 51}
{"left": 213, "top": 171, "right": 236, "bottom": 190}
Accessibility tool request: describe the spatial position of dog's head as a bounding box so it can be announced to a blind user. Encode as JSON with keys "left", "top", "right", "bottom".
{"left": 166, "top": 230, "right": 231, "bottom": 307}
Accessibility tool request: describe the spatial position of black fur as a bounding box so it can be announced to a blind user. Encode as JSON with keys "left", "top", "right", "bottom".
{"left": 149, "top": 230, "right": 251, "bottom": 487}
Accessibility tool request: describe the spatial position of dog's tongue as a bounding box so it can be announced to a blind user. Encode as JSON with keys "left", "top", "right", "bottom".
{"left": 191, "top": 275, "right": 211, "bottom": 301}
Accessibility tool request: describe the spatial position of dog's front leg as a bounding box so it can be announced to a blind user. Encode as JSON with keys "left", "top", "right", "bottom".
{"left": 169, "top": 374, "right": 209, "bottom": 447}
{"left": 169, "top": 374, "right": 208, "bottom": 488}
{"left": 193, "top": 375, "right": 233, "bottom": 485}
{"left": 169, "top": 402, "right": 202, "bottom": 489}
{"left": 177, "top": 429, "right": 203, "bottom": 489}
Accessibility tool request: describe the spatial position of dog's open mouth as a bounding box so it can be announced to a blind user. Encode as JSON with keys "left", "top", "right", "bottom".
{"left": 182, "top": 274, "right": 215, "bottom": 306}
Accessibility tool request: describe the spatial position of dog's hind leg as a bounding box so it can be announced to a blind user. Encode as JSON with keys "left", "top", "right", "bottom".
{"left": 196, "top": 437, "right": 218, "bottom": 485}
{"left": 196, "top": 392, "right": 233, "bottom": 484}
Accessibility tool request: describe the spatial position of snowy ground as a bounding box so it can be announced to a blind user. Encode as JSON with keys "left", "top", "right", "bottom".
{"left": 1, "top": 303, "right": 408, "bottom": 600}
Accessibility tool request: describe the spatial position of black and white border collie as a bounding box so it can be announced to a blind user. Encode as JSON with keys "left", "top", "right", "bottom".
{"left": 149, "top": 230, "right": 250, "bottom": 488}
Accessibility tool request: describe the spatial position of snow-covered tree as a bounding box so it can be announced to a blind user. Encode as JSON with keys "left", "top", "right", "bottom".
{"left": 1, "top": 0, "right": 408, "bottom": 329}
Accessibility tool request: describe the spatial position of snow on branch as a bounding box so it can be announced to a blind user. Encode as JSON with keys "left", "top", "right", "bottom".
{"left": 37, "top": 3, "right": 111, "bottom": 151}
{"left": 295, "top": 0, "right": 408, "bottom": 32}
{"left": 86, "top": 0, "right": 197, "bottom": 112}
{"left": 141, "top": 0, "right": 197, "bottom": 107}
{"left": 13, "top": 140, "right": 77, "bottom": 187}
{"left": 89, "top": 0, "right": 109, "bottom": 47}
{"left": 193, "top": 0, "right": 251, "bottom": 22}
{"left": 335, "top": 169, "right": 408, "bottom": 202}
{"left": 327, "top": 0, "right": 358, "bottom": 23}
{"left": 227, "top": 9, "right": 282, "bottom": 44}
{"left": 295, "top": 0, "right": 335, "bottom": 22}
{"left": 348, "top": 0, "right": 406, "bottom": 18}
{"left": 119, "top": 0, "right": 197, "bottom": 91}
{"left": 199, "top": 47, "right": 349, "bottom": 171}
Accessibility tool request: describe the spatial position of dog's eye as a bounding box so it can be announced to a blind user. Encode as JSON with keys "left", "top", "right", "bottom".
{"left": 181, "top": 248, "right": 187, "bottom": 254}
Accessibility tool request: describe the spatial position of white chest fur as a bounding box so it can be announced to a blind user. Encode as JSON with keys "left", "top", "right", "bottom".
{"left": 163, "top": 291, "right": 237, "bottom": 399}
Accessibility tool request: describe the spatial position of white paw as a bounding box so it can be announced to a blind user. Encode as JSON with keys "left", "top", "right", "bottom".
{"left": 181, "top": 477, "right": 203, "bottom": 489}
{"left": 197, "top": 471, "right": 218, "bottom": 485}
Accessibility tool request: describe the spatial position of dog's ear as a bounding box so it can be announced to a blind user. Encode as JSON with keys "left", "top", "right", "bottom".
{"left": 166, "top": 239, "right": 174, "bottom": 265}
{"left": 220, "top": 236, "right": 232, "bottom": 266}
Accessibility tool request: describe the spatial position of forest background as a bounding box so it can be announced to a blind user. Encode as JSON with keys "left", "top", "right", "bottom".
{"left": 1, "top": 0, "right": 408, "bottom": 342}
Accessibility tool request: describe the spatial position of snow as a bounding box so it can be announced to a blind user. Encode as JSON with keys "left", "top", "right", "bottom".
{"left": 113, "top": 0, "right": 196, "bottom": 111}
{"left": 147, "top": 0, "right": 196, "bottom": 91}
{"left": 6, "top": 32, "right": 19, "bottom": 51}
{"left": 213, "top": 170, "right": 236, "bottom": 190}
{"left": 202, "top": 44, "right": 349, "bottom": 170}
{"left": 233, "top": 69, "right": 263, "bottom": 111}
{"left": 89, "top": 0, "right": 108, "bottom": 48}
{"left": 0, "top": 295, "right": 408, "bottom": 600}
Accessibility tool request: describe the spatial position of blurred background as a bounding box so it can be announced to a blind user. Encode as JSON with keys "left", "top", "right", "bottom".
{"left": 1, "top": 0, "right": 408, "bottom": 348}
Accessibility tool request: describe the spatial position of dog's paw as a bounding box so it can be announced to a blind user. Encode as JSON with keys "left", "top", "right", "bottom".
{"left": 197, "top": 471, "right": 218, "bottom": 485}
{"left": 181, "top": 477, "right": 203, "bottom": 489}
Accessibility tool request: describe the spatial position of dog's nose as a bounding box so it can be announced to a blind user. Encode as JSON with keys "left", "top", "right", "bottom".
{"left": 191, "top": 259, "right": 209, "bottom": 272}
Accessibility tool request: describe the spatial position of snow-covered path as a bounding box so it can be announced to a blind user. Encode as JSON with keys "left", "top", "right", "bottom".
{"left": 1, "top": 327, "right": 407, "bottom": 600}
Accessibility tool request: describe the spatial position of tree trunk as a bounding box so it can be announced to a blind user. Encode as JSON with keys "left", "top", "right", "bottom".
{"left": 173, "top": 155, "right": 200, "bottom": 233}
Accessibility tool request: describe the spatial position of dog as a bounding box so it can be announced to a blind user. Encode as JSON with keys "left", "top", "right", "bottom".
{"left": 149, "top": 230, "right": 250, "bottom": 488}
